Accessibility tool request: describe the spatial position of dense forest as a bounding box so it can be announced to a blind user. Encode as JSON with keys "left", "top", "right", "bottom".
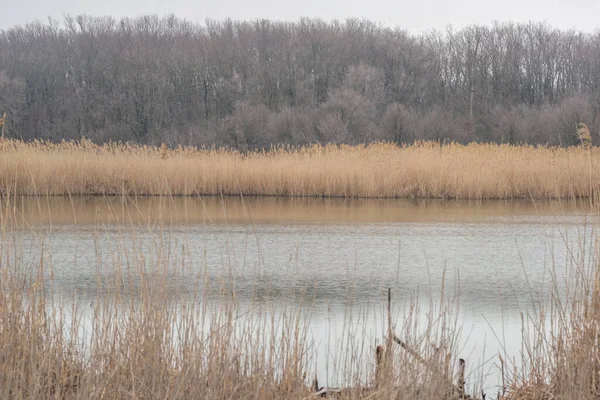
{"left": 1, "top": 15, "right": 600, "bottom": 148}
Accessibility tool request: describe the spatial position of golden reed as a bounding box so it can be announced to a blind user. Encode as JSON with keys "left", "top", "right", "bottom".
{"left": 1, "top": 139, "right": 599, "bottom": 199}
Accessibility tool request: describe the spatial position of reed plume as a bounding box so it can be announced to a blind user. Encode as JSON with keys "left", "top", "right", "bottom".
{"left": 577, "top": 122, "right": 592, "bottom": 149}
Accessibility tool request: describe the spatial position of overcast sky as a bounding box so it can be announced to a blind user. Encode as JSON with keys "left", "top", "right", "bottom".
{"left": 0, "top": 0, "right": 598, "bottom": 33}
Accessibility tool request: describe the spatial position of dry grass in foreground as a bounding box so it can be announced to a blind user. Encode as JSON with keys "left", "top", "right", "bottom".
{"left": 1, "top": 198, "right": 600, "bottom": 399}
{"left": 499, "top": 250, "right": 600, "bottom": 400}
{"left": 2, "top": 139, "right": 600, "bottom": 199}
{"left": 0, "top": 274, "right": 475, "bottom": 399}
{"left": 0, "top": 201, "right": 474, "bottom": 399}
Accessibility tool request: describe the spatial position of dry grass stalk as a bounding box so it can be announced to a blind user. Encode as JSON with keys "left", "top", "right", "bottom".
{"left": 0, "top": 264, "right": 474, "bottom": 399}
{"left": 500, "top": 221, "right": 600, "bottom": 400}
{"left": 3, "top": 193, "right": 600, "bottom": 399}
{"left": 578, "top": 122, "right": 592, "bottom": 149}
{"left": 0, "top": 199, "right": 476, "bottom": 399}
{"left": 1, "top": 139, "right": 600, "bottom": 199}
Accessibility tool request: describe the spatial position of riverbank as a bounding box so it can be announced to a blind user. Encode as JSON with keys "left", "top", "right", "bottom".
{"left": 1, "top": 139, "right": 599, "bottom": 199}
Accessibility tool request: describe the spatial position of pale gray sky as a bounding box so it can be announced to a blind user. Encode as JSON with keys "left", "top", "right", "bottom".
{"left": 0, "top": 0, "right": 598, "bottom": 33}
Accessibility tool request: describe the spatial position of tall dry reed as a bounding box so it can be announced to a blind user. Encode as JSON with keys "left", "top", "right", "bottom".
{"left": 1, "top": 139, "right": 600, "bottom": 199}
{"left": 3, "top": 192, "right": 600, "bottom": 399}
{"left": 501, "top": 225, "right": 600, "bottom": 399}
{"left": 0, "top": 196, "right": 475, "bottom": 399}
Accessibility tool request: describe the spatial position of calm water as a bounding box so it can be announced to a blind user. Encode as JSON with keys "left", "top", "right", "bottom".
{"left": 4, "top": 196, "right": 598, "bottom": 392}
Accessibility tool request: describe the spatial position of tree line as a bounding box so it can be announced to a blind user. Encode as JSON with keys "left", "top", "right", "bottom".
{"left": 1, "top": 15, "right": 599, "bottom": 148}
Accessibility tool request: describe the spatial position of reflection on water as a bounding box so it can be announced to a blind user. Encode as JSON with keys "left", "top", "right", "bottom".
{"left": 4, "top": 196, "right": 598, "bottom": 392}
{"left": 4, "top": 195, "right": 594, "bottom": 225}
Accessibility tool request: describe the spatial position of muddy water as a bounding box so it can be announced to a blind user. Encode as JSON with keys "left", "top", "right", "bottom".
{"left": 6, "top": 196, "right": 598, "bottom": 392}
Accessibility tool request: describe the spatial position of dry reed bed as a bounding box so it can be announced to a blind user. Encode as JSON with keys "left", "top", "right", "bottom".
{"left": 500, "top": 263, "right": 600, "bottom": 400}
{"left": 3, "top": 231, "right": 600, "bottom": 400}
{"left": 2, "top": 199, "right": 600, "bottom": 399}
{"left": 0, "top": 275, "right": 471, "bottom": 399}
{"left": 0, "top": 205, "right": 471, "bottom": 399}
{"left": 1, "top": 139, "right": 600, "bottom": 199}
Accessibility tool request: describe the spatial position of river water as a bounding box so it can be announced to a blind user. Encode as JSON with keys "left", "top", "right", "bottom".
{"left": 4, "top": 196, "right": 598, "bottom": 393}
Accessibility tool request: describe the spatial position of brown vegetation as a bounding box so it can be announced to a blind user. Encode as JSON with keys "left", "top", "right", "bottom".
{"left": 0, "top": 194, "right": 600, "bottom": 399}
{"left": 578, "top": 122, "right": 592, "bottom": 149}
{"left": 0, "top": 199, "right": 473, "bottom": 399}
{"left": 499, "top": 248, "right": 600, "bottom": 400}
{"left": 1, "top": 139, "right": 600, "bottom": 199}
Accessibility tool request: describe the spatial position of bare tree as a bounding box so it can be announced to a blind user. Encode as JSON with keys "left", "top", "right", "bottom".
{"left": 1, "top": 16, "right": 600, "bottom": 147}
